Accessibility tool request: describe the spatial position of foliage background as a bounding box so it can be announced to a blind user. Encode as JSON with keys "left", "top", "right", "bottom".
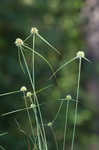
{"left": 0, "top": 0, "right": 98, "bottom": 150}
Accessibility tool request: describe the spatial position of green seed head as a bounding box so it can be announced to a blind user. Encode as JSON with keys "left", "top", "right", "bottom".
{"left": 15, "top": 38, "right": 23, "bottom": 47}
{"left": 30, "top": 27, "right": 38, "bottom": 34}
{"left": 47, "top": 122, "right": 52, "bottom": 127}
{"left": 66, "top": 95, "right": 72, "bottom": 101}
{"left": 20, "top": 86, "right": 27, "bottom": 92}
{"left": 26, "top": 92, "right": 32, "bottom": 97}
{"left": 76, "top": 51, "right": 85, "bottom": 58}
{"left": 30, "top": 103, "right": 36, "bottom": 109}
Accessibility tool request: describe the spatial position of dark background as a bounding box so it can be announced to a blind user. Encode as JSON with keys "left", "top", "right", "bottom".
{"left": 0, "top": 0, "right": 99, "bottom": 150}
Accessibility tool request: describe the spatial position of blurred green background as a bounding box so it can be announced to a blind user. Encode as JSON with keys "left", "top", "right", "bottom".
{"left": 0, "top": 0, "right": 98, "bottom": 150}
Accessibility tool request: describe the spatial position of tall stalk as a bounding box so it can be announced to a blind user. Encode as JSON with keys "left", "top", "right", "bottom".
{"left": 71, "top": 57, "right": 82, "bottom": 150}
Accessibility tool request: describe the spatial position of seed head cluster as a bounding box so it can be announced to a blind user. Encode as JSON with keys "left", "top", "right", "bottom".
{"left": 77, "top": 51, "right": 85, "bottom": 58}
{"left": 20, "top": 86, "right": 27, "bottom": 92}
{"left": 47, "top": 122, "right": 52, "bottom": 127}
{"left": 26, "top": 92, "right": 32, "bottom": 97}
{"left": 30, "top": 103, "right": 36, "bottom": 109}
{"left": 66, "top": 95, "right": 72, "bottom": 101}
{"left": 30, "top": 27, "right": 38, "bottom": 34}
{"left": 15, "top": 38, "right": 23, "bottom": 47}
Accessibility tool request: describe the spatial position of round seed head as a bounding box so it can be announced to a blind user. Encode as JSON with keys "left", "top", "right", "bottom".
{"left": 30, "top": 103, "right": 36, "bottom": 109}
{"left": 30, "top": 27, "right": 38, "bottom": 34}
{"left": 47, "top": 122, "right": 52, "bottom": 127}
{"left": 66, "top": 95, "right": 72, "bottom": 101}
{"left": 15, "top": 38, "right": 23, "bottom": 47}
{"left": 26, "top": 92, "right": 32, "bottom": 97}
{"left": 76, "top": 51, "right": 85, "bottom": 58}
{"left": 20, "top": 86, "right": 27, "bottom": 92}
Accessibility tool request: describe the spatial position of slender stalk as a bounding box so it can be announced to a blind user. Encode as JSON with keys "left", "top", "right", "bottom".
{"left": 0, "top": 145, "right": 6, "bottom": 150}
{"left": 31, "top": 98, "right": 42, "bottom": 150}
{"left": 0, "top": 90, "right": 20, "bottom": 97}
{"left": 23, "top": 44, "right": 53, "bottom": 73}
{"left": 50, "top": 126, "right": 58, "bottom": 150}
{"left": 20, "top": 48, "right": 42, "bottom": 150}
{"left": 52, "top": 101, "right": 64, "bottom": 124}
{"left": 1, "top": 107, "right": 33, "bottom": 117}
{"left": 20, "top": 47, "right": 47, "bottom": 150}
{"left": 24, "top": 34, "right": 32, "bottom": 42}
{"left": 63, "top": 100, "right": 69, "bottom": 150}
{"left": 18, "top": 47, "right": 25, "bottom": 74}
{"left": 0, "top": 132, "right": 8, "bottom": 136}
{"left": 15, "top": 118, "right": 34, "bottom": 145}
{"left": 32, "top": 33, "right": 48, "bottom": 150}
{"left": 36, "top": 33, "right": 61, "bottom": 55}
{"left": 50, "top": 57, "right": 77, "bottom": 79}
{"left": 32, "top": 84, "right": 53, "bottom": 96}
{"left": 32, "top": 33, "right": 35, "bottom": 86}
{"left": 71, "top": 58, "right": 82, "bottom": 150}
{"left": 23, "top": 92, "right": 35, "bottom": 142}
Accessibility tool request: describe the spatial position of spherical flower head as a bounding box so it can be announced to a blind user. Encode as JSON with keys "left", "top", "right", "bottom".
{"left": 20, "top": 86, "right": 27, "bottom": 92}
{"left": 47, "top": 122, "right": 52, "bottom": 127}
{"left": 30, "top": 27, "right": 38, "bottom": 34}
{"left": 66, "top": 95, "right": 72, "bottom": 101}
{"left": 76, "top": 51, "right": 85, "bottom": 58}
{"left": 30, "top": 103, "right": 36, "bottom": 109}
{"left": 26, "top": 92, "right": 32, "bottom": 97}
{"left": 15, "top": 38, "right": 24, "bottom": 47}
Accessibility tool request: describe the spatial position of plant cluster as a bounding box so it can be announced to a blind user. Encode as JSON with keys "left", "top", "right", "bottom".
{"left": 0, "top": 27, "right": 89, "bottom": 150}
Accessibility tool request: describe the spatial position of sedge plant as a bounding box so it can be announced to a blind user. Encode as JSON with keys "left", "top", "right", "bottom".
{"left": 0, "top": 27, "right": 90, "bottom": 150}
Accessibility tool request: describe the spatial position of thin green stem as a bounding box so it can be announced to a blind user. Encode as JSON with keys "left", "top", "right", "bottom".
{"left": 36, "top": 33, "right": 61, "bottom": 55}
{"left": 0, "top": 132, "right": 8, "bottom": 136}
{"left": 0, "top": 90, "right": 20, "bottom": 97}
{"left": 23, "top": 34, "right": 32, "bottom": 42}
{"left": 32, "top": 84, "right": 53, "bottom": 96}
{"left": 63, "top": 100, "right": 69, "bottom": 150}
{"left": 49, "top": 56, "right": 77, "bottom": 79}
{"left": 18, "top": 47, "right": 25, "bottom": 74}
{"left": 50, "top": 126, "right": 58, "bottom": 150}
{"left": 32, "top": 102, "right": 42, "bottom": 150}
{"left": 71, "top": 58, "right": 82, "bottom": 150}
{"left": 0, "top": 105, "right": 44, "bottom": 117}
{"left": 23, "top": 44, "right": 53, "bottom": 74}
{"left": 20, "top": 47, "right": 47, "bottom": 150}
{"left": 52, "top": 101, "right": 64, "bottom": 124}
{"left": 14, "top": 118, "right": 34, "bottom": 145}
{"left": 23, "top": 92, "right": 35, "bottom": 141}
{"left": 32, "top": 33, "right": 35, "bottom": 86}
{"left": 0, "top": 107, "right": 31, "bottom": 117}
{"left": 0, "top": 145, "right": 6, "bottom": 150}
{"left": 20, "top": 47, "right": 34, "bottom": 89}
{"left": 32, "top": 33, "right": 48, "bottom": 150}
